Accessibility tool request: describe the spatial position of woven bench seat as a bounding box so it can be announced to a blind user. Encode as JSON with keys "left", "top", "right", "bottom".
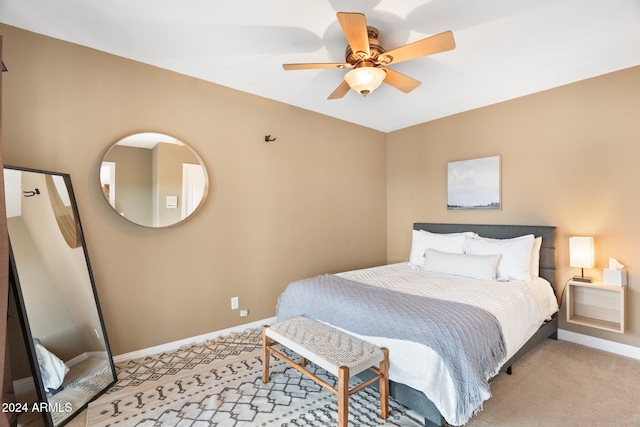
{"left": 262, "top": 316, "right": 389, "bottom": 427}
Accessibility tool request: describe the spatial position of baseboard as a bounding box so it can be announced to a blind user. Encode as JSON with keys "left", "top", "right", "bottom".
{"left": 558, "top": 329, "right": 640, "bottom": 360}
{"left": 113, "top": 317, "right": 277, "bottom": 363}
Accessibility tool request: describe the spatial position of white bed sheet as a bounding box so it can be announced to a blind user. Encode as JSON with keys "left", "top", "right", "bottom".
{"left": 331, "top": 262, "right": 559, "bottom": 425}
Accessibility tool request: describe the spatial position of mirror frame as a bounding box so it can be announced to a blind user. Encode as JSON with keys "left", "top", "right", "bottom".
{"left": 6, "top": 165, "right": 117, "bottom": 426}
{"left": 100, "top": 132, "right": 209, "bottom": 228}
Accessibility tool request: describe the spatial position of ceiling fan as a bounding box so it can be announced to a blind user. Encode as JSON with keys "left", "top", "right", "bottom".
{"left": 283, "top": 12, "right": 456, "bottom": 99}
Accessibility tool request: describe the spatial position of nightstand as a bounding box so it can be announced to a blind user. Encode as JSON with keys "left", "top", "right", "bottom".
{"left": 566, "top": 280, "right": 625, "bottom": 333}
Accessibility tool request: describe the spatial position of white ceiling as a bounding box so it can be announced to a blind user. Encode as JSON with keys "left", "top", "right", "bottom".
{"left": 2, "top": 0, "right": 640, "bottom": 132}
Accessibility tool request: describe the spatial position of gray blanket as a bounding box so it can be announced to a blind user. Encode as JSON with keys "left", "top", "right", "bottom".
{"left": 276, "top": 274, "right": 506, "bottom": 425}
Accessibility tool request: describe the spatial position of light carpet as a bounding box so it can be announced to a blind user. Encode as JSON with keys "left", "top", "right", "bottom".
{"left": 86, "top": 330, "right": 422, "bottom": 427}
{"left": 468, "top": 338, "right": 640, "bottom": 427}
{"left": 82, "top": 329, "right": 640, "bottom": 427}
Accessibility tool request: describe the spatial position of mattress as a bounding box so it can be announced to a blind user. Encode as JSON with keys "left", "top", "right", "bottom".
{"left": 328, "top": 262, "right": 559, "bottom": 425}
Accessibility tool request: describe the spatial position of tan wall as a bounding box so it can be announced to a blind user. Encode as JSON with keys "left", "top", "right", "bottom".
{"left": 1, "top": 24, "right": 387, "bottom": 355}
{"left": 387, "top": 66, "right": 640, "bottom": 348}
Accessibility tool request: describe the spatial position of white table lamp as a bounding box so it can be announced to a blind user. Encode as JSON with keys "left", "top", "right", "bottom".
{"left": 569, "top": 236, "right": 595, "bottom": 283}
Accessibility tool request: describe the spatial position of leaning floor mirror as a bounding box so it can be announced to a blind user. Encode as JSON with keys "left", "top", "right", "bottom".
{"left": 4, "top": 166, "right": 117, "bottom": 426}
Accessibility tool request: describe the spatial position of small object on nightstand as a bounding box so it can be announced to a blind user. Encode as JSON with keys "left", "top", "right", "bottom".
{"left": 603, "top": 258, "right": 627, "bottom": 286}
{"left": 604, "top": 269, "right": 627, "bottom": 286}
{"left": 569, "top": 236, "right": 595, "bottom": 283}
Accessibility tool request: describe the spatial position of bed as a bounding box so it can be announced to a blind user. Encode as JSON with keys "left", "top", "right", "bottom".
{"left": 276, "top": 223, "right": 559, "bottom": 426}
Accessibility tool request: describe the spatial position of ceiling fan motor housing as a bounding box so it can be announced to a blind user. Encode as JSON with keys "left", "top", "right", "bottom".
{"left": 345, "top": 26, "right": 387, "bottom": 68}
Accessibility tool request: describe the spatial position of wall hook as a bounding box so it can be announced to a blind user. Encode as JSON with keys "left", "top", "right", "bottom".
{"left": 265, "top": 135, "right": 276, "bottom": 142}
{"left": 23, "top": 189, "right": 40, "bottom": 197}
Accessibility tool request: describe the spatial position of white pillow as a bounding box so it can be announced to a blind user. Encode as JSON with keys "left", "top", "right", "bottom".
{"left": 408, "top": 230, "right": 475, "bottom": 267}
{"left": 465, "top": 234, "right": 535, "bottom": 281}
{"left": 33, "top": 339, "right": 69, "bottom": 392}
{"left": 422, "top": 249, "right": 502, "bottom": 281}
{"left": 470, "top": 234, "right": 543, "bottom": 278}
{"left": 530, "top": 237, "right": 542, "bottom": 278}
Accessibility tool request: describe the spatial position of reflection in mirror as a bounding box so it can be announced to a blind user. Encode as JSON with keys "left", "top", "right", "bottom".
{"left": 45, "top": 174, "right": 81, "bottom": 249}
{"left": 5, "top": 166, "right": 117, "bottom": 426}
{"left": 100, "top": 132, "right": 208, "bottom": 228}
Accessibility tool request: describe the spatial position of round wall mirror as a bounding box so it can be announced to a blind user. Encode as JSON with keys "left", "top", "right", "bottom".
{"left": 100, "top": 132, "right": 208, "bottom": 228}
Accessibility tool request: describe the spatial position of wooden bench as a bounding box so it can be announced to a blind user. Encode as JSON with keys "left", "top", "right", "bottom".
{"left": 262, "top": 316, "right": 389, "bottom": 427}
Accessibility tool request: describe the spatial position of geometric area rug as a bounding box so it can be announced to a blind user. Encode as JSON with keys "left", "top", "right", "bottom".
{"left": 86, "top": 328, "right": 424, "bottom": 426}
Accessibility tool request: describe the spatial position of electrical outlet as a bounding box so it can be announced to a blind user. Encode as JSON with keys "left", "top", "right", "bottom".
{"left": 240, "top": 309, "right": 249, "bottom": 317}
{"left": 231, "top": 297, "right": 238, "bottom": 310}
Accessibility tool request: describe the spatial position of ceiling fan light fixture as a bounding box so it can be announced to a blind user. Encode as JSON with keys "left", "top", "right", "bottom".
{"left": 344, "top": 67, "right": 386, "bottom": 97}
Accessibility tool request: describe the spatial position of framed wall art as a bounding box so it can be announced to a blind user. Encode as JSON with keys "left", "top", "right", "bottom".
{"left": 447, "top": 155, "right": 501, "bottom": 210}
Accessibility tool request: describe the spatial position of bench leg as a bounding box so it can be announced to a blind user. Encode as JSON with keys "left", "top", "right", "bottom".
{"left": 338, "top": 366, "right": 349, "bottom": 427}
{"left": 379, "top": 347, "right": 389, "bottom": 419}
{"left": 261, "top": 325, "right": 270, "bottom": 383}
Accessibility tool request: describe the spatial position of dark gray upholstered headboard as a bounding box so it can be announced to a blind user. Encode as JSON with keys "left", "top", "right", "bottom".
{"left": 413, "top": 223, "right": 557, "bottom": 291}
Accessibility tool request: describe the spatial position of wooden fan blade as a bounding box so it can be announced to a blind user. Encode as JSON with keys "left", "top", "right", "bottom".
{"left": 383, "top": 68, "right": 421, "bottom": 93}
{"left": 382, "top": 31, "right": 455, "bottom": 65}
{"left": 328, "top": 80, "right": 351, "bottom": 100}
{"left": 283, "top": 63, "right": 351, "bottom": 70}
{"left": 337, "top": 12, "right": 370, "bottom": 57}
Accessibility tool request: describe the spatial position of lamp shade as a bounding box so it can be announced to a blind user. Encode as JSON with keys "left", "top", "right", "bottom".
{"left": 569, "top": 236, "right": 595, "bottom": 268}
{"left": 344, "top": 67, "right": 386, "bottom": 96}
